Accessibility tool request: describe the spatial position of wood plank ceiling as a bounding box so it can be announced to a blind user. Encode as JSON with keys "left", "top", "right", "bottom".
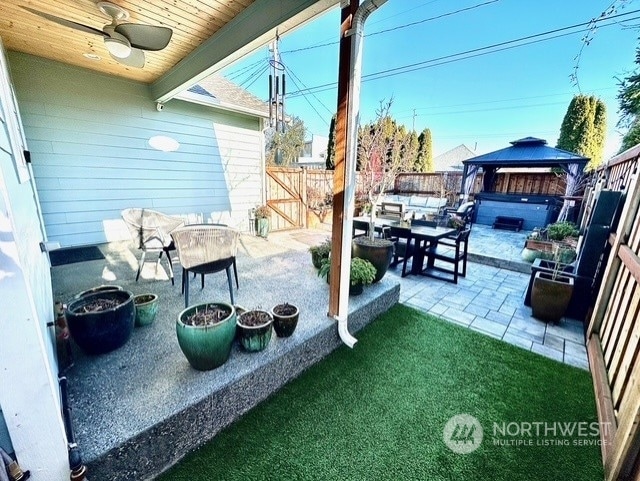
{"left": 0, "top": 0, "right": 254, "bottom": 84}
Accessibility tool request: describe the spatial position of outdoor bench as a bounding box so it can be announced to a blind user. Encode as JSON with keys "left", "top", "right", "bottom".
{"left": 492, "top": 216, "right": 524, "bottom": 232}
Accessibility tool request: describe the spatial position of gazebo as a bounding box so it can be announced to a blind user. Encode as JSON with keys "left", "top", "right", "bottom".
{"left": 461, "top": 137, "right": 589, "bottom": 230}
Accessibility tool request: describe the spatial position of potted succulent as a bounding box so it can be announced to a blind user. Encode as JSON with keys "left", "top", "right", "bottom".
{"left": 237, "top": 309, "right": 273, "bottom": 352}
{"left": 353, "top": 99, "right": 417, "bottom": 283}
{"left": 309, "top": 238, "right": 331, "bottom": 269}
{"left": 271, "top": 303, "right": 300, "bottom": 337}
{"left": 133, "top": 293, "right": 159, "bottom": 327}
{"left": 254, "top": 205, "right": 270, "bottom": 238}
{"left": 318, "top": 257, "right": 377, "bottom": 296}
{"left": 65, "top": 289, "right": 135, "bottom": 355}
{"left": 176, "top": 302, "right": 236, "bottom": 371}
{"left": 530, "top": 244, "right": 576, "bottom": 323}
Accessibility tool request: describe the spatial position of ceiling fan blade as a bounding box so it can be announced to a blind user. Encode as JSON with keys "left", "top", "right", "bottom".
{"left": 21, "top": 7, "right": 106, "bottom": 37}
{"left": 114, "top": 24, "right": 172, "bottom": 51}
{"left": 109, "top": 48, "right": 145, "bottom": 68}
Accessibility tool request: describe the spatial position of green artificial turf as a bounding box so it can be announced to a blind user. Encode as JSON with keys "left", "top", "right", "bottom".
{"left": 159, "top": 304, "right": 603, "bottom": 481}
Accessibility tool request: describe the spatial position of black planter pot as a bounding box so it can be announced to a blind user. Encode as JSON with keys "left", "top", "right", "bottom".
{"left": 352, "top": 237, "right": 394, "bottom": 283}
{"left": 65, "top": 290, "right": 135, "bottom": 355}
{"left": 349, "top": 283, "right": 364, "bottom": 296}
{"left": 271, "top": 304, "right": 299, "bottom": 337}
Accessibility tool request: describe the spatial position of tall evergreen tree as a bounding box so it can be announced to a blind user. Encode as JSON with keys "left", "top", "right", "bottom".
{"left": 416, "top": 128, "right": 434, "bottom": 172}
{"left": 556, "top": 94, "right": 606, "bottom": 171}
{"left": 618, "top": 44, "right": 640, "bottom": 151}
{"left": 620, "top": 119, "right": 640, "bottom": 153}
{"left": 405, "top": 130, "right": 419, "bottom": 171}
{"left": 326, "top": 114, "right": 337, "bottom": 170}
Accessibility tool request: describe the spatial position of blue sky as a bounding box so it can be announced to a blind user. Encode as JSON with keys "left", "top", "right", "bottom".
{"left": 222, "top": 0, "right": 640, "bottom": 159}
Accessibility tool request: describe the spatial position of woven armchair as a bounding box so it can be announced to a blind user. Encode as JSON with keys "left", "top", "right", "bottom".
{"left": 121, "top": 208, "right": 184, "bottom": 284}
{"left": 170, "top": 225, "right": 240, "bottom": 308}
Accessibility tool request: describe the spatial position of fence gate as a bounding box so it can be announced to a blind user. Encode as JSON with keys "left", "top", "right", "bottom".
{"left": 266, "top": 167, "right": 305, "bottom": 231}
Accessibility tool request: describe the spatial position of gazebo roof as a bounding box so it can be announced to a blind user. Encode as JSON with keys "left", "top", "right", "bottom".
{"left": 462, "top": 137, "right": 589, "bottom": 168}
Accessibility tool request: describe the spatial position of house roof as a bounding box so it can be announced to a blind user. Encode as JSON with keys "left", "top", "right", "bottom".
{"left": 463, "top": 137, "right": 589, "bottom": 168}
{"left": 178, "top": 74, "right": 270, "bottom": 118}
{"left": 434, "top": 144, "right": 476, "bottom": 171}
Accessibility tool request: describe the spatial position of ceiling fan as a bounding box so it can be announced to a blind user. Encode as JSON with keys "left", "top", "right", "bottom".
{"left": 22, "top": 1, "right": 173, "bottom": 68}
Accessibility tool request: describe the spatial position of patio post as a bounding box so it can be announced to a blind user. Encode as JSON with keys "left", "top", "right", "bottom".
{"left": 329, "top": 0, "right": 386, "bottom": 347}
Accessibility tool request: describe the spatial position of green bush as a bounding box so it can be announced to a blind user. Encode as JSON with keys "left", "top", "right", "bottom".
{"left": 318, "top": 257, "right": 377, "bottom": 286}
{"left": 547, "top": 221, "right": 579, "bottom": 241}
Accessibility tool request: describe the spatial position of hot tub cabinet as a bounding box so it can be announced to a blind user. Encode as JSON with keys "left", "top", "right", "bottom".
{"left": 474, "top": 193, "right": 557, "bottom": 231}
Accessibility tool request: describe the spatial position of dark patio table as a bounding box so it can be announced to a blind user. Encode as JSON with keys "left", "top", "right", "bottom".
{"left": 352, "top": 217, "right": 457, "bottom": 275}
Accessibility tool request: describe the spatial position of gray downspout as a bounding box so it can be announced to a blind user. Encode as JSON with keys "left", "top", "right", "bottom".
{"left": 335, "top": 0, "right": 388, "bottom": 348}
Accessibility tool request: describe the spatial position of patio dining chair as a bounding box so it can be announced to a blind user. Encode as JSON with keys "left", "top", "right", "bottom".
{"left": 352, "top": 219, "right": 370, "bottom": 238}
{"left": 188, "top": 223, "right": 239, "bottom": 290}
{"left": 423, "top": 228, "right": 471, "bottom": 284}
{"left": 387, "top": 225, "right": 418, "bottom": 278}
{"left": 170, "top": 225, "right": 240, "bottom": 308}
{"left": 121, "top": 208, "right": 185, "bottom": 285}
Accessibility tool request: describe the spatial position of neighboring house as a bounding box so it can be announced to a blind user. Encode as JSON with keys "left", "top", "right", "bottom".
{"left": 433, "top": 144, "right": 476, "bottom": 172}
{"left": 293, "top": 134, "right": 328, "bottom": 169}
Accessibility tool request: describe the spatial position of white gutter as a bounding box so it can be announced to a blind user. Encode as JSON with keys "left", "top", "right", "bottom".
{"left": 335, "top": 0, "right": 387, "bottom": 348}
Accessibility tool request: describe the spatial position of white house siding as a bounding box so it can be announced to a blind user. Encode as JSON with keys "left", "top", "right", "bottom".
{"left": 0, "top": 41, "right": 68, "bottom": 479}
{"left": 8, "top": 52, "right": 264, "bottom": 247}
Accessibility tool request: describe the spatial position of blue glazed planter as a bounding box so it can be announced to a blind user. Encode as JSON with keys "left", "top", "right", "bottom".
{"left": 176, "top": 302, "right": 236, "bottom": 371}
{"left": 65, "top": 290, "right": 135, "bottom": 355}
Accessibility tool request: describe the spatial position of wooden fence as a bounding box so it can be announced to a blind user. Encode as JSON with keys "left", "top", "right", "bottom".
{"left": 267, "top": 168, "right": 568, "bottom": 231}
{"left": 585, "top": 144, "right": 640, "bottom": 480}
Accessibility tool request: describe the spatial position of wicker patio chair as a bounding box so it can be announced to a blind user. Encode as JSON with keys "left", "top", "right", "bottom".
{"left": 170, "top": 225, "right": 240, "bottom": 308}
{"left": 121, "top": 208, "right": 184, "bottom": 285}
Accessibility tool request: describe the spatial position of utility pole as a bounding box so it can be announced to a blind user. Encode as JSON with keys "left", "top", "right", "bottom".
{"left": 268, "top": 35, "right": 285, "bottom": 165}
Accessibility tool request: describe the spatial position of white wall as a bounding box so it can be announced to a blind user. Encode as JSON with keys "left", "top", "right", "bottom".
{"left": 0, "top": 40, "right": 68, "bottom": 480}
{"left": 8, "top": 52, "right": 264, "bottom": 247}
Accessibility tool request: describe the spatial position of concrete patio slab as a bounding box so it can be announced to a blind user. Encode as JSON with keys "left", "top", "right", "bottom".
{"left": 50, "top": 222, "right": 591, "bottom": 480}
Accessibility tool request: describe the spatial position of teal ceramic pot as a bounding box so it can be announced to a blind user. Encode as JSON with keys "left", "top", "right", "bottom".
{"left": 237, "top": 310, "right": 273, "bottom": 352}
{"left": 176, "top": 302, "right": 236, "bottom": 371}
{"left": 256, "top": 218, "right": 270, "bottom": 238}
{"left": 65, "top": 289, "right": 135, "bottom": 355}
{"left": 134, "top": 294, "right": 159, "bottom": 327}
{"left": 271, "top": 304, "right": 299, "bottom": 338}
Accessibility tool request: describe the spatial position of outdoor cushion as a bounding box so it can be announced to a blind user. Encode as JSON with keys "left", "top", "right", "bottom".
{"left": 426, "top": 197, "right": 446, "bottom": 209}
{"left": 409, "top": 195, "right": 429, "bottom": 208}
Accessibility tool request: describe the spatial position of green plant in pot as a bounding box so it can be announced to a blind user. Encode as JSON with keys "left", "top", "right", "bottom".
{"left": 271, "top": 303, "right": 300, "bottom": 337}
{"left": 254, "top": 205, "right": 270, "bottom": 238}
{"left": 237, "top": 309, "right": 273, "bottom": 352}
{"left": 318, "top": 257, "right": 376, "bottom": 296}
{"left": 176, "top": 302, "right": 236, "bottom": 371}
{"left": 353, "top": 99, "right": 417, "bottom": 283}
{"left": 309, "top": 239, "right": 331, "bottom": 269}
{"left": 530, "top": 243, "right": 576, "bottom": 323}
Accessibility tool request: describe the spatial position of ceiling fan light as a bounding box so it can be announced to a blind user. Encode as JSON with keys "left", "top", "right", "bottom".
{"left": 104, "top": 36, "right": 131, "bottom": 58}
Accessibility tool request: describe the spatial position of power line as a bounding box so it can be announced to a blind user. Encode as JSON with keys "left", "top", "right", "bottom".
{"left": 367, "top": 0, "right": 500, "bottom": 38}
{"left": 285, "top": 53, "right": 334, "bottom": 116}
{"left": 282, "top": 64, "right": 331, "bottom": 129}
{"left": 282, "top": 0, "right": 501, "bottom": 54}
{"left": 287, "top": 10, "right": 640, "bottom": 98}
